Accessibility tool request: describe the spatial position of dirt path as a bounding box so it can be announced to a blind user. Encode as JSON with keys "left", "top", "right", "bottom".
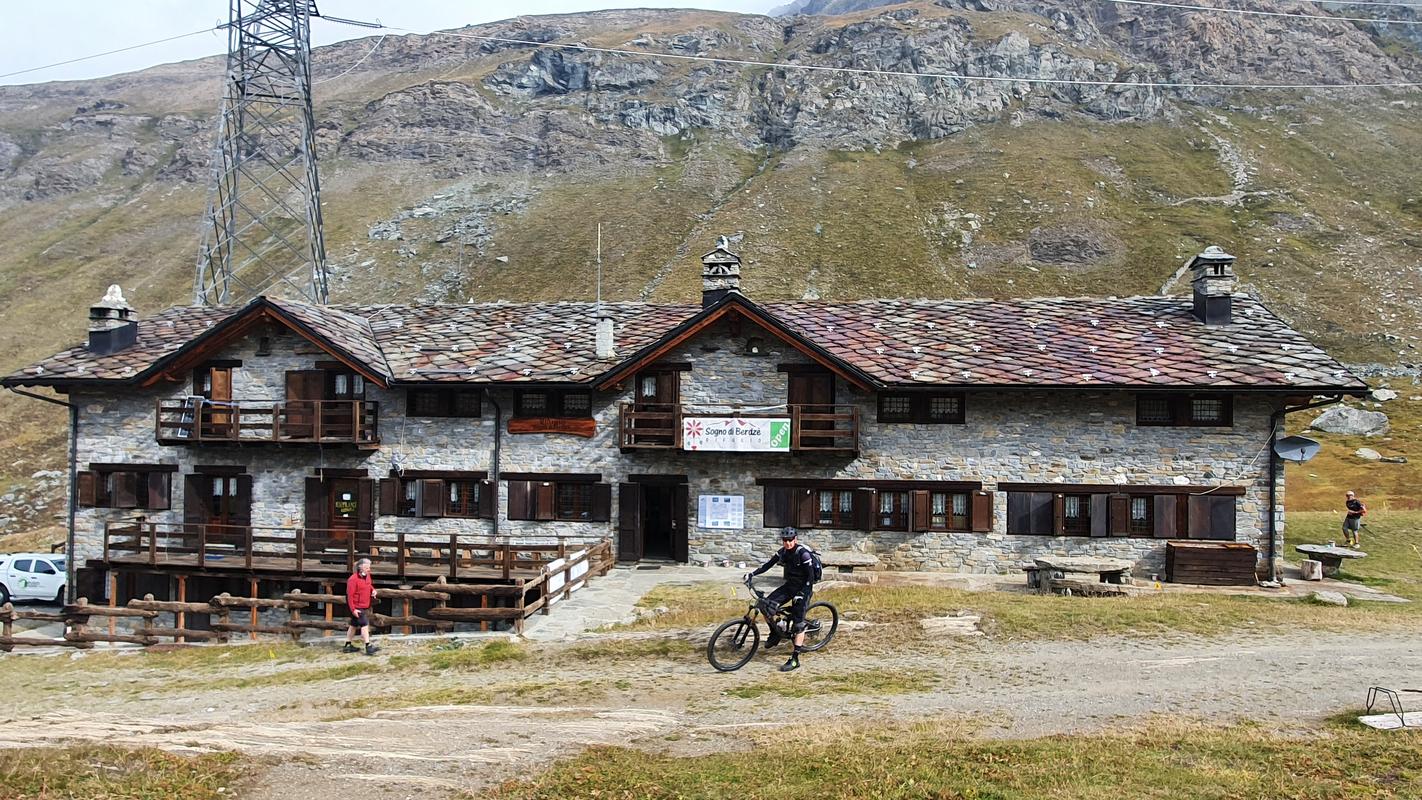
{"left": 2, "top": 629, "right": 1419, "bottom": 798}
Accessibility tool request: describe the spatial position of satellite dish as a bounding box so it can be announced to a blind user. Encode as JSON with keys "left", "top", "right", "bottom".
{"left": 1274, "top": 435, "right": 1321, "bottom": 463}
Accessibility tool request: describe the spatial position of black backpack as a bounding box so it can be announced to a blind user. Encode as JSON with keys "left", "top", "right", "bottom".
{"left": 800, "top": 544, "right": 824, "bottom": 583}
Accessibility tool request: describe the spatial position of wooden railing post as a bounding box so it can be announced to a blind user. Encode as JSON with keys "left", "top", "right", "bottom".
{"left": 295, "top": 527, "right": 305, "bottom": 573}
{"left": 147, "top": 523, "right": 157, "bottom": 567}
{"left": 244, "top": 526, "right": 254, "bottom": 571}
{"left": 272, "top": 402, "right": 282, "bottom": 441}
{"left": 351, "top": 401, "right": 362, "bottom": 443}
{"left": 397, "top": 532, "right": 406, "bottom": 578}
{"left": 347, "top": 532, "right": 356, "bottom": 573}
{"left": 791, "top": 405, "right": 802, "bottom": 451}
{"left": 448, "top": 534, "right": 458, "bottom": 580}
{"left": 313, "top": 400, "right": 323, "bottom": 441}
{"left": 175, "top": 578, "right": 187, "bottom": 644}
{"left": 501, "top": 543, "right": 511, "bottom": 581}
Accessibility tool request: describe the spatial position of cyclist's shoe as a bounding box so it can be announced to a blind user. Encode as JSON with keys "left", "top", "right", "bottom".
{"left": 764, "top": 628, "right": 783, "bottom": 649}
{"left": 779, "top": 652, "right": 800, "bottom": 672}
{"left": 364, "top": 643, "right": 380, "bottom": 656}
{"left": 341, "top": 642, "right": 359, "bottom": 654}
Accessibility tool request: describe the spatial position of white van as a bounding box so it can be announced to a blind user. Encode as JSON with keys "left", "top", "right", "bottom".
{"left": 0, "top": 553, "right": 67, "bottom": 605}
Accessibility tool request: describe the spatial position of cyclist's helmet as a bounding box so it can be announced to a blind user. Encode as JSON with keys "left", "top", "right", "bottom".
{"left": 779, "top": 526, "right": 799, "bottom": 540}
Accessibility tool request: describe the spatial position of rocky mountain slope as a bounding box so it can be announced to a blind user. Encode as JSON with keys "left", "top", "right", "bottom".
{"left": 2, "top": 0, "right": 1421, "bottom": 532}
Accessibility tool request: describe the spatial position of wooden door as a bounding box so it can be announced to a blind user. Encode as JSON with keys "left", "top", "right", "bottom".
{"left": 789, "top": 372, "right": 834, "bottom": 448}
{"left": 327, "top": 478, "right": 361, "bottom": 545}
{"left": 196, "top": 366, "right": 234, "bottom": 439}
{"left": 633, "top": 370, "right": 679, "bottom": 445}
{"left": 671, "top": 483, "right": 689, "bottom": 563}
{"left": 284, "top": 370, "right": 324, "bottom": 440}
{"left": 617, "top": 483, "right": 642, "bottom": 562}
{"left": 324, "top": 370, "right": 364, "bottom": 440}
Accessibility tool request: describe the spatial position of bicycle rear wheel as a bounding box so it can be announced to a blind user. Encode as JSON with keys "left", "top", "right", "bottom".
{"left": 799, "top": 602, "right": 839, "bottom": 652}
{"left": 707, "top": 618, "right": 760, "bottom": 672}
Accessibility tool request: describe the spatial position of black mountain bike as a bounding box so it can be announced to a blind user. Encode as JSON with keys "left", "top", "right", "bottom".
{"left": 707, "top": 575, "right": 839, "bottom": 672}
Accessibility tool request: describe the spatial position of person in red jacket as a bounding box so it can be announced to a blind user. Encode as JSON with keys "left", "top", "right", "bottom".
{"left": 343, "top": 557, "right": 379, "bottom": 655}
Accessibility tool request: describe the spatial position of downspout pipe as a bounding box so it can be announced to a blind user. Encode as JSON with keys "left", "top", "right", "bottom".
{"left": 1268, "top": 394, "right": 1347, "bottom": 581}
{"left": 6, "top": 387, "right": 79, "bottom": 604}
{"left": 488, "top": 390, "right": 502, "bottom": 541}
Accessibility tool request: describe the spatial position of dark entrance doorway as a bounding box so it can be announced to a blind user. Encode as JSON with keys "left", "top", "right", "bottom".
{"left": 788, "top": 371, "right": 835, "bottom": 448}
{"left": 618, "top": 478, "right": 688, "bottom": 563}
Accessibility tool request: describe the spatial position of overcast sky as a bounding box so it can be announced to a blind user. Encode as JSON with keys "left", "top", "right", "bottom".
{"left": 0, "top": 1, "right": 774, "bottom": 86}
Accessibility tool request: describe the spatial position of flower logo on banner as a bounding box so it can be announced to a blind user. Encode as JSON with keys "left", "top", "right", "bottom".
{"left": 684, "top": 418, "right": 705, "bottom": 449}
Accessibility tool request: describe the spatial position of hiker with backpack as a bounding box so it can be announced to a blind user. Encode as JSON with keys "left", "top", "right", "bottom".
{"left": 747, "top": 526, "right": 819, "bottom": 672}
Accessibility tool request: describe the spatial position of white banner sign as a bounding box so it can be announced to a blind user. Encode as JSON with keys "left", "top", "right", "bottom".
{"left": 698, "top": 495, "right": 745, "bottom": 530}
{"left": 683, "top": 417, "right": 791, "bottom": 452}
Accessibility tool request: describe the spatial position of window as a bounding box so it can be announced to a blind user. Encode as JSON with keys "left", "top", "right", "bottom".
{"left": 1129, "top": 496, "right": 1153, "bottom": 536}
{"left": 817, "top": 489, "right": 857, "bottom": 528}
{"left": 514, "top": 389, "right": 594, "bottom": 419}
{"left": 928, "top": 491, "right": 970, "bottom": 531}
{"left": 1136, "top": 394, "right": 1233, "bottom": 427}
{"left": 79, "top": 465, "right": 173, "bottom": 510}
{"left": 1062, "top": 494, "right": 1090, "bottom": 535}
{"left": 505, "top": 477, "right": 611, "bottom": 523}
{"left": 385, "top": 474, "right": 490, "bottom": 519}
{"left": 556, "top": 483, "right": 593, "bottom": 521}
{"left": 32, "top": 560, "right": 56, "bottom": 575}
{"left": 406, "top": 388, "right": 482, "bottom": 418}
{"left": 877, "top": 490, "right": 909, "bottom": 531}
{"left": 876, "top": 392, "right": 966, "bottom": 424}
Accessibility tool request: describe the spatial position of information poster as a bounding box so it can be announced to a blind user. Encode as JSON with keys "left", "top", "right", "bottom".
{"left": 697, "top": 495, "right": 745, "bottom": 530}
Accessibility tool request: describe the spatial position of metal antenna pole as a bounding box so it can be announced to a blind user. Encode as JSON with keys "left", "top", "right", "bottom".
{"left": 194, "top": 0, "right": 329, "bottom": 306}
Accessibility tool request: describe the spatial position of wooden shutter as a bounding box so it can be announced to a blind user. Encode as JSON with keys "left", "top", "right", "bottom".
{"left": 76, "top": 471, "right": 97, "bottom": 508}
{"left": 1089, "top": 494, "right": 1109, "bottom": 538}
{"left": 617, "top": 482, "right": 642, "bottom": 561}
{"left": 796, "top": 488, "right": 818, "bottom": 529}
{"left": 853, "top": 488, "right": 875, "bottom": 531}
{"left": 762, "top": 486, "right": 793, "bottom": 528}
{"left": 1052, "top": 494, "right": 1066, "bottom": 536}
{"left": 378, "top": 479, "right": 398, "bottom": 516}
{"left": 970, "top": 490, "right": 993, "bottom": 533}
{"left": 184, "top": 475, "right": 208, "bottom": 525}
{"left": 419, "top": 479, "right": 445, "bottom": 518}
{"left": 478, "top": 479, "right": 495, "bottom": 519}
{"left": 356, "top": 479, "right": 374, "bottom": 532}
{"left": 590, "top": 483, "right": 612, "bottom": 522}
{"left": 305, "top": 477, "right": 328, "bottom": 532}
{"left": 233, "top": 475, "right": 253, "bottom": 526}
{"left": 1108, "top": 493, "right": 1131, "bottom": 537}
{"left": 533, "top": 481, "right": 556, "bottom": 521}
{"left": 113, "top": 471, "right": 140, "bottom": 509}
{"left": 506, "top": 480, "right": 532, "bottom": 521}
{"left": 147, "top": 473, "right": 172, "bottom": 511}
{"left": 910, "top": 490, "right": 930, "bottom": 532}
{"left": 1153, "top": 494, "right": 1177, "bottom": 539}
{"left": 1188, "top": 495, "right": 1237, "bottom": 541}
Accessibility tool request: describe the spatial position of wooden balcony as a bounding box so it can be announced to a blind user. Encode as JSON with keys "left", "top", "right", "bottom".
{"left": 618, "top": 403, "right": 859, "bottom": 454}
{"left": 155, "top": 398, "right": 380, "bottom": 448}
{"left": 103, "top": 521, "right": 611, "bottom": 584}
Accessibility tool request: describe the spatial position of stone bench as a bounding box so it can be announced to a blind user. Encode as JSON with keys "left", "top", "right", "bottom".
{"left": 818, "top": 551, "right": 880, "bottom": 574}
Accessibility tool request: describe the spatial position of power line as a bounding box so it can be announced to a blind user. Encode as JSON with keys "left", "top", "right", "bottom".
{"left": 387, "top": 24, "right": 1422, "bottom": 91}
{"left": 0, "top": 27, "right": 218, "bottom": 82}
{"left": 1097, "top": 0, "right": 1422, "bottom": 24}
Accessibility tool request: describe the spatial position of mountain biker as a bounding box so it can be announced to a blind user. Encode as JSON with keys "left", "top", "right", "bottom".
{"left": 747, "top": 526, "right": 816, "bottom": 672}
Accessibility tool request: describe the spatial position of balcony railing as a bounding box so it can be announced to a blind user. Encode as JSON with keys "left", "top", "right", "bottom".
{"left": 155, "top": 398, "right": 380, "bottom": 447}
{"left": 619, "top": 403, "right": 859, "bottom": 454}
{"left": 104, "top": 521, "right": 611, "bottom": 582}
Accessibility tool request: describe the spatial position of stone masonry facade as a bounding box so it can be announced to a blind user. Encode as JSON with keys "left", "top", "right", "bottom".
{"left": 69, "top": 315, "right": 1281, "bottom": 576}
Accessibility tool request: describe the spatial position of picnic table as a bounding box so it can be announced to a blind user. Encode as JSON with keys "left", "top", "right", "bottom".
{"left": 1295, "top": 544, "right": 1365, "bottom": 578}
{"left": 1028, "top": 556, "right": 1135, "bottom": 594}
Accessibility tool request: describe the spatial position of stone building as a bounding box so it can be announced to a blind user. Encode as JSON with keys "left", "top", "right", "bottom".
{"left": 3, "top": 243, "right": 1367, "bottom": 604}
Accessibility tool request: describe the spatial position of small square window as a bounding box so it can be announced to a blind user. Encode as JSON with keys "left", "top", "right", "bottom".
{"left": 1129, "top": 496, "right": 1153, "bottom": 535}
{"left": 561, "top": 392, "right": 591, "bottom": 417}
{"left": 927, "top": 394, "right": 963, "bottom": 423}
{"left": 452, "top": 391, "right": 481, "bottom": 417}
{"left": 1138, "top": 397, "right": 1172, "bottom": 424}
{"left": 1191, "top": 398, "right": 1224, "bottom": 424}
{"left": 518, "top": 391, "right": 548, "bottom": 417}
{"left": 410, "top": 390, "right": 443, "bottom": 416}
{"left": 878, "top": 394, "right": 913, "bottom": 422}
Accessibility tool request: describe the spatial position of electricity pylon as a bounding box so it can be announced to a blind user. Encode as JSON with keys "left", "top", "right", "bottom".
{"left": 195, "top": 0, "right": 329, "bottom": 305}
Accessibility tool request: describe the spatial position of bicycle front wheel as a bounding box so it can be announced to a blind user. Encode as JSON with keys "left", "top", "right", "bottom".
{"left": 707, "top": 618, "right": 760, "bottom": 672}
{"left": 799, "top": 602, "right": 839, "bottom": 652}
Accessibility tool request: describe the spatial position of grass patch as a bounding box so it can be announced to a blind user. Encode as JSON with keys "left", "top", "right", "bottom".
{"left": 336, "top": 677, "right": 607, "bottom": 715}
{"left": 426, "top": 639, "right": 528, "bottom": 670}
{"left": 487, "top": 719, "right": 1422, "bottom": 799}
{"left": 0, "top": 745, "right": 246, "bottom": 799}
{"left": 559, "top": 637, "right": 699, "bottom": 662}
{"left": 725, "top": 667, "right": 937, "bottom": 700}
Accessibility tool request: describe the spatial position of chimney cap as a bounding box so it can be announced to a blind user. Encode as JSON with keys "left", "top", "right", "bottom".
{"left": 93, "top": 284, "right": 134, "bottom": 312}
{"left": 1188, "top": 245, "right": 1236, "bottom": 271}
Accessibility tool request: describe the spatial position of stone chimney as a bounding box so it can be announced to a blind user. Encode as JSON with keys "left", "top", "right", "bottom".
{"left": 701, "top": 236, "right": 742, "bottom": 308}
{"left": 595, "top": 314, "right": 616, "bottom": 360}
{"left": 88, "top": 284, "right": 138, "bottom": 355}
{"left": 1188, "top": 245, "right": 1237, "bottom": 325}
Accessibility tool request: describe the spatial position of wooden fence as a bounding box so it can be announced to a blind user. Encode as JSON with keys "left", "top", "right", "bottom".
{"left": 0, "top": 538, "right": 612, "bottom": 651}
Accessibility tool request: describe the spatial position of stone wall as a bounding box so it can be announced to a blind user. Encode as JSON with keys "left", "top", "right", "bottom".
{"left": 68, "top": 317, "right": 1282, "bottom": 576}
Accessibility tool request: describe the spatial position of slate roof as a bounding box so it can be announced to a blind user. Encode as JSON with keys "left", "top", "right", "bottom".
{"left": 2, "top": 293, "right": 1367, "bottom": 393}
